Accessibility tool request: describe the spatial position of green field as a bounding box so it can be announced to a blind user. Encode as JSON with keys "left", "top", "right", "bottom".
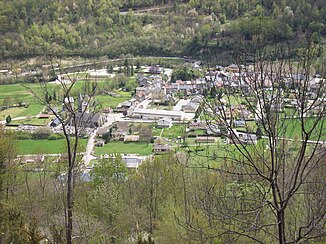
{"left": 16, "top": 139, "right": 88, "bottom": 155}
{"left": 0, "top": 83, "right": 45, "bottom": 120}
{"left": 280, "top": 117, "right": 326, "bottom": 140}
{"left": 0, "top": 79, "right": 132, "bottom": 121}
{"left": 94, "top": 141, "right": 153, "bottom": 156}
{"left": 12, "top": 117, "right": 53, "bottom": 126}
{"left": 96, "top": 91, "right": 132, "bottom": 108}
{"left": 161, "top": 124, "right": 187, "bottom": 138}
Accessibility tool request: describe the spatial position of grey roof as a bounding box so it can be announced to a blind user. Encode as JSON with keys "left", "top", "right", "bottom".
{"left": 154, "top": 144, "right": 171, "bottom": 150}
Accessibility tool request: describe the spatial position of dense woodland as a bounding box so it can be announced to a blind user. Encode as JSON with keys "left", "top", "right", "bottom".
{"left": 0, "top": 0, "right": 325, "bottom": 61}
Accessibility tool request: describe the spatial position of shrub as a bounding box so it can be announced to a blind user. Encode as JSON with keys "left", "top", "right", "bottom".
{"left": 48, "top": 133, "right": 64, "bottom": 140}
{"left": 32, "top": 126, "right": 52, "bottom": 139}
{"left": 16, "top": 131, "right": 32, "bottom": 140}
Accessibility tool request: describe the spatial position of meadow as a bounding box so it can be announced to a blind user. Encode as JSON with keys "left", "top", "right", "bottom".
{"left": 16, "top": 138, "right": 88, "bottom": 155}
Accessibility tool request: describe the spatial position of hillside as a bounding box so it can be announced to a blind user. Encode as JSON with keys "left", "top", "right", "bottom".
{"left": 0, "top": 0, "right": 325, "bottom": 62}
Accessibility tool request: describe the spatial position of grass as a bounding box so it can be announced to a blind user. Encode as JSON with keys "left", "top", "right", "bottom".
{"left": 281, "top": 117, "right": 326, "bottom": 140}
{"left": 96, "top": 91, "right": 132, "bottom": 108}
{"left": 0, "top": 83, "right": 45, "bottom": 119}
{"left": 0, "top": 104, "right": 44, "bottom": 121}
{"left": 12, "top": 117, "right": 53, "bottom": 126}
{"left": 161, "top": 124, "right": 187, "bottom": 138}
{"left": 0, "top": 76, "right": 134, "bottom": 121}
{"left": 16, "top": 139, "right": 88, "bottom": 155}
{"left": 94, "top": 141, "right": 153, "bottom": 156}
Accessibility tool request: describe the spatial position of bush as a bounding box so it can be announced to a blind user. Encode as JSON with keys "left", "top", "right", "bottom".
{"left": 32, "top": 126, "right": 52, "bottom": 139}
{"left": 48, "top": 133, "right": 64, "bottom": 140}
{"left": 16, "top": 131, "right": 32, "bottom": 140}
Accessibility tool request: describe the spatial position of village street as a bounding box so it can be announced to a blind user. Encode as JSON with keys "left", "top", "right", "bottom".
{"left": 83, "top": 113, "right": 123, "bottom": 167}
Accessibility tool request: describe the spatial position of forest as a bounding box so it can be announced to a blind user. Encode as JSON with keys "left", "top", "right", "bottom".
{"left": 0, "top": 0, "right": 325, "bottom": 61}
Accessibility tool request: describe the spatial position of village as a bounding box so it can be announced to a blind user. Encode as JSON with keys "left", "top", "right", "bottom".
{"left": 2, "top": 60, "right": 323, "bottom": 172}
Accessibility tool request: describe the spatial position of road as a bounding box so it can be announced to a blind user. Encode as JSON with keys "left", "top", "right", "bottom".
{"left": 0, "top": 116, "right": 28, "bottom": 125}
{"left": 83, "top": 113, "right": 124, "bottom": 167}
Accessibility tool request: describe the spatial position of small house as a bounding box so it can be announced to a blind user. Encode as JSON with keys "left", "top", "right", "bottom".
{"left": 206, "top": 124, "right": 221, "bottom": 135}
{"left": 96, "top": 127, "right": 110, "bottom": 138}
{"left": 182, "top": 102, "right": 200, "bottom": 113}
{"left": 228, "top": 131, "right": 257, "bottom": 144}
{"left": 124, "top": 135, "right": 140, "bottom": 142}
{"left": 233, "top": 120, "right": 245, "bottom": 127}
{"left": 112, "top": 130, "right": 127, "bottom": 141}
{"left": 149, "top": 66, "right": 161, "bottom": 74}
{"left": 95, "top": 140, "right": 105, "bottom": 147}
{"left": 157, "top": 118, "right": 173, "bottom": 128}
{"left": 153, "top": 144, "right": 172, "bottom": 154}
{"left": 195, "top": 136, "right": 216, "bottom": 143}
{"left": 38, "top": 114, "right": 50, "bottom": 119}
{"left": 102, "top": 107, "right": 113, "bottom": 114}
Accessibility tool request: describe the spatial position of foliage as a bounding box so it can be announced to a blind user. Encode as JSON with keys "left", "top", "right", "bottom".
{"left": 5, "top": 115, "right": 11, "bottom": 124}
{"left": 171, "top": 66, "right": 196, "bottom": 82}
{"left": 0, "top": 200, "right": 29, "bottom": 243}
{"left": 90, "top": 154, "right": 127, "bottom": 186}
{"left": 32, "top": 126, "right": 52, "bottom": 139}
{"left": 0, "top": 0, "right": 323, "bottom": 60}
{"left": 48, "top": 133, "right": 65, "bottom": 140}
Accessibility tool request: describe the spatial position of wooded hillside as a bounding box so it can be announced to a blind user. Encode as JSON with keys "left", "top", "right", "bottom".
{"left": 0, "top": 0, "right": 325, "bottom": 60}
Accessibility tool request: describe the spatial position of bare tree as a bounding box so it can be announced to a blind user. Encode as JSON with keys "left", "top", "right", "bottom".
{"left": 24, "top": 59, "right": 98, "bottom": 243}
{"left": 177, "top": 38, "right": 326, "bottom": 243}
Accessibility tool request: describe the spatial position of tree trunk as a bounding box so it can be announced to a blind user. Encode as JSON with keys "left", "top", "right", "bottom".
{"left": 277, "top": 210, "right": 286, "bottom": 244}
{"left": 66, "top": 165, "right": 73, "bottom": 244}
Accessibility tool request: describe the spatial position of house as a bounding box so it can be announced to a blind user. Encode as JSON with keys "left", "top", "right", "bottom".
{"left": 78, "top": 93, "right": 90, "bottom": 113}
{"left": 62, "top": 97, "right": 74, "bottom": 111}
{"left": 102, "top": 153, "right": 148, "bottom": 169}
{"left": 116, "top": 99, "right": 137, "bottom": 112}
{"left": 189, "top": 121, "right": 207, "bottom": 131}
{"left": 191, "top": 95, "right": 203, "bottom": 104}
{"left": 123, "top": 155, "right": 144, "bottom": 169}
{"left": 135, "top": 87, "right": 150, "bottom": 100}
{"left": 195, "top": 136, "right": 216, "bottom": 143}
{"left": 73, "top": 112, "right": 106, "bottom": 128}
{"left": 233, "top": 120, "right": 245, "bottom": 127}
{"left": 124, "top": 135, "right": 140, "bottom": 142}
{"left": 153, "top": 144, "right": 172, "bottom": 154}
{"left": 96, "top": 127, "right": 110, "bottom": 137}
{"left": 149, "top": 65, "right": 161, "bottom": 74}
{"left": 38, "top": 114, "right": 50, "bottom": 119}
{"left": 157, "top": 118, "right": 172, "bottom": 128}
{"left": 182, "top": 102, "right": 200, "bottom": 113}
{"left": 0, "top": 69, "right": 10, "bottom": 76}
{"left": 102, "top": 107, "right": 113, "bottom": 114}
{"left": 206, "top": 124, "right": 221, "bottom": 135}
{"left": 95, "top": 140, "right": 105, "bottom": 147}
{"left": 112, "top": 129, "right": 127, "bottom": 141}
{"left": 131, "top": 109, "right": 185, "bottom": 121}
{"left": 151, "top": 86, "right": 164, "bottom": 100}
{"left": 228, "top": 131, "right": 257, "bottom": 144}
{"left": 161, "top": 94, "right": 175, "bottom": 105}
{"left": 226, "top": 64, "right": 240, "bottom": 73}
{"left": 137, "top": 75, "right": 152, "bottom": 87}
{"left": 50, "top": 117, "right": 61, "bottom": 127}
